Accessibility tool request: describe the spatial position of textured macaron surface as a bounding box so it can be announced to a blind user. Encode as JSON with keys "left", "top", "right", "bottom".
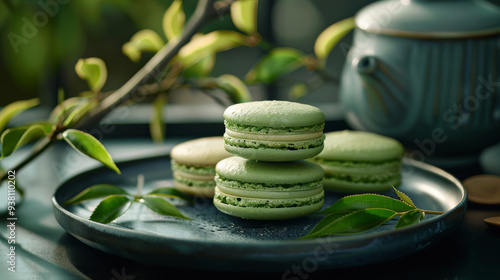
{"left": 223, "top": 100, "right": 325, "bottom": 129}
{"left": 314, "top": 130, "right": 404, "bottom": 162}
{"left": 170, "top": 136, "right": 232, "bottom": 166}
{"left": 223, "top": 101, "right": 326, "bottom": 161}
{"left": 310, "top": 130, "right": 404, "bottom": 192}
{"left": 215, "top": 156, "right": 324, "bottom": 185}
{"left": 213, "top": 156, "right": 325, "bottom": 219}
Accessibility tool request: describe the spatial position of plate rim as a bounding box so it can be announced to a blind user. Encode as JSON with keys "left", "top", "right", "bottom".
{"left": 52, "top": 155, "right": 467, "bottom": 248}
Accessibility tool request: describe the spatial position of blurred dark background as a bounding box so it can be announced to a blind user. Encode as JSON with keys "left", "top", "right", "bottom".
{"left": 0, "top": 0, "right": 375, "bottom": 108}
{"left": 1, "top": 0, "right": 500, "bottom": 110}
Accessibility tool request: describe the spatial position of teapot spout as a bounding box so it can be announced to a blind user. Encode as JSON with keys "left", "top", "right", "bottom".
{"left": 354, "top": 55, "right": 408, "bottom": 120}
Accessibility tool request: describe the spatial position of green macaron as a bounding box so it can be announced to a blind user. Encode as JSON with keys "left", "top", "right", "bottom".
{"left": 213, "top": 156, "right": 325, "bottom": 220}
{"left": 309, "top": 130, "right": 405, "bottom": 193}
{"left": 170, "top": 137, "right": 232, "bottom": 197}
{"left": 223, "top": 100, "right": 326, "bottom": 162}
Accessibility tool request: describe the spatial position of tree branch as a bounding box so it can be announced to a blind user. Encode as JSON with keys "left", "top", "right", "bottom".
{"left": 73, "top": 0, "right": 216, "bottom": 130}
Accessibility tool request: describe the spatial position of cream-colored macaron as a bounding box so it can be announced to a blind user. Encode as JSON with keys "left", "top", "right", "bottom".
{"left": 170, "top": 137, "right": 232, "bottom": 197}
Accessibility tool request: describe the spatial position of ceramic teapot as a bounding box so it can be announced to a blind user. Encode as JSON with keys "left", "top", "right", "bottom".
{"left": 339, "top": 0, "right": 500, "bottom": 162}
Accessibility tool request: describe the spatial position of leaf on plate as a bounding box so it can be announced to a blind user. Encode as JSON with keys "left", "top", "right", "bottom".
{"left": 299, "top": 208, "right": 397, "bottom": 239}
{"left": 245, "top": 48, "right": 305, "bottom": 84}
{"left": 1, "top": 123, "right": 53, "bottom": 158}
{"left": 320, "top": 193, "right": 415, "bottom": 215}
{"left": 0, "top": 98, "right": 40, "bottom": 132}
{"left": 395, "top": 209, "right": 424, "bottom": 229}
{"left": 140, "top": 195, "right": 192, "bottom": 220}
{"left": 148, "top": 187, "right": 193, "bottom": 203}
{"left": 163, "top": 0, "right": 185, "bottom": 41}
{"left": 90, "top": 195, "right": 132, "bottom": 224}
{"left": 64, "top": 184, "right": 130, "bottom": 205}
{"left": 392, "top": 186, "right": 416, "bottom": 208}
{"left": 62, "top": 129, "right": 121, "bottom": 174}
{"left": 230, "top": 0, "right": 258, "bottom": 35}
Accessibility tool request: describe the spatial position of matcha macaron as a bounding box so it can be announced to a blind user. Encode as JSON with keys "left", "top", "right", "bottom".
{"left": 223, "top": 100, "right": 325, "bottom": 162}
{"left": 170, "top": 137, "right": 232, "bottom": 197}
{"left": 213, "top": 156, "right": 325, "bottom": 220}
{"left": 310, "top": 130, "right": 405, "bottom": 193}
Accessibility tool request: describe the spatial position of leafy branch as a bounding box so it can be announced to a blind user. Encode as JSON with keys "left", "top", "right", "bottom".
{"left": 63, "top": 175, "right": 193, "bottom": 224}
{"left": 299, "top": 187, "right": 444, "bottom": 239}
{"left": 0, "top": 0, "right": 356, "bottom": 191}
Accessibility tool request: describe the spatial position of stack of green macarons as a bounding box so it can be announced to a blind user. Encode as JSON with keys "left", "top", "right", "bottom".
{"left": 213, "top": 100, "right": 327, "bottom": 220}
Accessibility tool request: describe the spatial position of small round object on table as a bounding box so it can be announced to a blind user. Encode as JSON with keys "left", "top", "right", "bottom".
{"left": 309, "top": 130, "right": 405, "bottom": 193}
{"left": 223, "top": 100, "right": 325, "bottom": 162}
{"left": 170, "top": 137, "right": 232, "bottom": 197}
{"left": 463, "top": 174, "right": 500, "bottom": 205}
{"left": 213, "top": 156, "right": 325, "bottom": 220}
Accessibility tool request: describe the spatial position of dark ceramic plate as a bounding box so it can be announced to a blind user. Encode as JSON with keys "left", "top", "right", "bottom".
{"left": 52, "top": 155, "right": 466, "bottom": 272}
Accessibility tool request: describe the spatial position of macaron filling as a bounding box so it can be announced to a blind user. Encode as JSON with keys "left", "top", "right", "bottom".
{"left": 224, "top": 121, "right": 324, "bottom": 134}
{"left": 214, "top": 188, "right": 324, "bottom": 208}
{"left": 224, "top": 134, "right": 325, "bottom": 150}
{"left": 215, "top": 174, "right": 322, "bottom": 191}
{"left": 171, "top": 160, "right": 216, "bottom": 175}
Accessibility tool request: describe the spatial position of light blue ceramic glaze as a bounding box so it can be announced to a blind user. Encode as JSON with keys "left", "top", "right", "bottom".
{"left": 340, "top": 0, "right": 500, "bottom": 158}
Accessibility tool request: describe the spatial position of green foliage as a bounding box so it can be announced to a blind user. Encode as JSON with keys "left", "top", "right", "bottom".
{"left": 1, "top": 123, "right": 53, "bottom": 158}
{"left": 62, "top": 129, "right": 121, "bottom": 174}
{"left": 74, "top": 57, "right": 108, "bottom": 93}
{"left": 300, "top": 188, "right": 437, "bottom": 239}
{"left": 246, "top": 48, "right": 305, "bottom": 84}
{"left": 150, "top": 94, "right": 168, "bottom": 143}
{"left": 64, "top": 182, "right": 193, "bottom": 224}
{"left": 0, "top": 98, "right": 40, "bottom": 133}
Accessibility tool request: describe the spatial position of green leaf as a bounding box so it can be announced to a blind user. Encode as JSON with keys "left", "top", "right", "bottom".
{"left": 63, "top": 184, "right": 130, "bottom": 205}
{"left": 392, "top": 186, "right": 416, "bottom": 208}
{"left": 75, "top": 57, "right": 108, "bottom": 93}
{"left": 314, "top": 17, "right": 355, "bottom": 61}
{"left": 230, "top": 0, "right": 258, "bottom": 35}
{"left": 149, "top": 94, "right": 167, "bottom": 143}
{"left": 245, "top": 48, "right": 305, "bottom": 84}
{"left": 320, "top": 193, "right": 415, "bottom": 215}
{"left": 148, "top": 187, "right": 193, "bottom": 204}
{"left": 1, "top": 123, "right": 53, "bottom": 158}
{"left": 300, "top": 208, "right": 397, "bottom": 239}
{"left": 178, "top": 31, "right": 247, "bottom": 69}
{"left": 183, "top": 55, "right": 215, "bottom": 79}
{"left": 62, "top": 100, "right": 98, "bottom": 127}
{"left": 289, "top": 83, "right": 308, "bottom": 100}
{"left": 122, "top": 29, "right": 165, "bottom": 62}
{"left": 0, "top": 98, "right": 40, "bottom": 132}
{"left": 49, "top": 97, "right": 85, "bottom": 124}
{"left": 395, "top": 209, "right": 424, "bottom": 229}
{"left": 163, "top": 0, "right": 185, "bottom": 41}
{"left": 140, "top": 195, "right": 192, "bottom": 220}
{"left": 90, "top": 195, "right": 132, "bottom": 224}
{"left": 215, "top": 74, "right": 252, "bottom": 103}
{"left": 62, "top": 129, "right": 121, "bottom": 174}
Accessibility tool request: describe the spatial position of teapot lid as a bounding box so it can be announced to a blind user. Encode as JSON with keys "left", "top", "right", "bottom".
{"left": 356, "top": 0, "right": 500, "bottom": 38}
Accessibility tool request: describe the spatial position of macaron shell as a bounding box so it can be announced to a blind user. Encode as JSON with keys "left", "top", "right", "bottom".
{"left": 216, "top": 156, "right": 324, "bottom": 184}
{"left": 224, "top": 144, "right": 324, "bottom": 162}
{"left": 223, "top": 100, "right": 325, "bottom": 128}
{"left": 173, "top": 181, "right": 215, "bottom": 197}
{"left": 316, "top": 130, "right": 404, "bottom": 162}
{"left": 213, "top": 190, "right": 324, "bottom": 220}
{"left": 170, "top": 136, "right": 232, "bottom": 166}
{"left": 323, "top": 176, "right": 401, "bottom": 193}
